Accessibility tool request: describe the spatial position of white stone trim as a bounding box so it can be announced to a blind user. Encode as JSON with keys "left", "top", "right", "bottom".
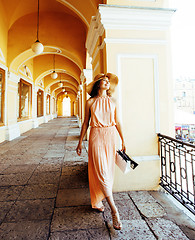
{"left": 117, "top": 53, "right": 160, "bottom": 133}
{"left": 133, "top": 0, "right": 156, "bottom": 1}
{"left": 32, "top": 118, "right": 39, "bottom": 128}
{"left": 0, "top": 48, "right": 6, "bottom": 63}
{"left": 133, "top": 155, "right": 160, "bottom": 162}
{"left": 17, "top": 119, "right": 33, "bottom": 125}
{"left": 6, "top": 124, "right": 20, "bottom": 141}
{"left": 56, "top": 0, "right": 89, "bottom": 28}
{"left": 8, "top": 72, "right": 20, "bottom": 84}
{"left": 0, "top": 64, "right": 8, "bottom": 125}
{"left": 93, "top": 61, "right": 99, "bottom": 74}
{"left": 91, "top": 41, "right": 106, "bottom": 65}
{"left": 86, "top": 5, "right": 174, "bottom": 57}
{"left": 104, "top": 38, "right": 168, "bottom": 45}
{"left": 98, "top": 5, "right": 175, "bottom": 31}
{"left": 86, "top": 16, "right": 104, "bottom": 56}
{"left": 83, "top": 69, "right": 93, "bottom": 83}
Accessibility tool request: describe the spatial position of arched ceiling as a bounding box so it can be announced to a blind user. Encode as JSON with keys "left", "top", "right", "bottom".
{"left": 1, "top": 0, "right": 102, "bottom": 95}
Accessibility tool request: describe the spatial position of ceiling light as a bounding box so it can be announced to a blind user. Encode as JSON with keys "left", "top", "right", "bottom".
{"left": 31, "top": 0, "right": 44, "bottom": 54}
{"left": 51, "top": 55, "right": 58, "bottom": 79}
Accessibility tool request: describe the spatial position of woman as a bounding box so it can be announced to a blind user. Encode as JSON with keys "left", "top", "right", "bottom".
{"left": 76, "top": 73, "right": 126, "bottom": 230}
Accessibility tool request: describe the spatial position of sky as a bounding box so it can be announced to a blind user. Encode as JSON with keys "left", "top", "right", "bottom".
{"left": 171, "top": 0, "right": 195, "bottom": 78}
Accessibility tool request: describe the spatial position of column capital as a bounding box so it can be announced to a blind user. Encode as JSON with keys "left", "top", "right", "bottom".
{"left": 86, "top": 5, "right": 175, "bottom": 57}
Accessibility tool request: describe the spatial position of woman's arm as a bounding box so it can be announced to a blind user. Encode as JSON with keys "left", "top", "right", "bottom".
{"left": 76, "top": 100, "right": 91, "bottom": 155}
{"left": 115, "top": 105, "right": 126, "bottom": 152}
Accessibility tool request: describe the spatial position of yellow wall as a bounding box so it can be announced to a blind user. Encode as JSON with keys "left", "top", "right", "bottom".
{"left": 0, "top": 1, "right": 8, "bottom": 64}
{"left": 86, "top": 3, "right": 175, "bottom": 191}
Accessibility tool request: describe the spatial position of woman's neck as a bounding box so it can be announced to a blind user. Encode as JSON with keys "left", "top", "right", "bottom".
{"left": 97, "top": 89, "right": 107, "bottom": 97}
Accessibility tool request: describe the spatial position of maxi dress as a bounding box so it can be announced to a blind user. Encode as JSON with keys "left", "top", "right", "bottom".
{"left": 88, "top": 96, "right": 117, "bottom": 208}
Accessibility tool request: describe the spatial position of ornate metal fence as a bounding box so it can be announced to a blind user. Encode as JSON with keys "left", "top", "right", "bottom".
{"left": 158, "top": 134, "right": 195, "bottom": 214}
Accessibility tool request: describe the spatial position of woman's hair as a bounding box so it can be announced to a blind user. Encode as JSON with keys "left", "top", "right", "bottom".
{"left": 90, "top": 76, "right": 111, "bottom": 98}
{"left": 90, "top": 80, "right": 101, "bottom": 98}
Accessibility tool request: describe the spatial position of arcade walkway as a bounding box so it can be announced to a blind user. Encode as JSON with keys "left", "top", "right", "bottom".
{"left": 0, "top": 117, "right": 194, "bottom": 239}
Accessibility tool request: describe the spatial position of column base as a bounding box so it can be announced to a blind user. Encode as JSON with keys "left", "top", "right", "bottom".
{"left": 32, "top": 118, "right": 39, "bottom": 128}
{"left": 6, "top": 124, "right": 20, "bottom": 141}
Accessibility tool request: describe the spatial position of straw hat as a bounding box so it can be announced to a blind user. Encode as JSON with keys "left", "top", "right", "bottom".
{"left": 86, "top": 73, "right": 119, "bottom": 96}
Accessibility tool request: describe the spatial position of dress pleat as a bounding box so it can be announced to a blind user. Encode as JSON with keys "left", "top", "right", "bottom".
{"left": 88, "top": 96, "right": 116, "bottom": 208}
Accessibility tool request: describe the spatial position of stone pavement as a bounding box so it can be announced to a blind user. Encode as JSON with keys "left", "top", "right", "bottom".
{"left": 0, "top": 117, "right": 194, "bottom": 240}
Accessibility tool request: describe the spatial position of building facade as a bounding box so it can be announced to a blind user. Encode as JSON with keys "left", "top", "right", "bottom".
{"left": 0, "top": 0, "right": 175, "bottom": 191}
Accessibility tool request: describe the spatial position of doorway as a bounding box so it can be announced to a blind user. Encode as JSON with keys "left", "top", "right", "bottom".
{"left": 63, "top": 97, "right": 71, "bottom": 116}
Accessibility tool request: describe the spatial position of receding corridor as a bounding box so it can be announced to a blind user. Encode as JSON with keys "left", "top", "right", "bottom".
{"left": 0, "top": 117, "right": 194, "bottom": 239}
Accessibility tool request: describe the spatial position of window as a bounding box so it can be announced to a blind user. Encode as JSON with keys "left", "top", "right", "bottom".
{"left": 0, "top": 68, "right": 5, "bottom": 124}
{"left": 52, "top": 97, "right": 55, "bottom": 114}
{"left": 46, "top": 94, "right": 50, "bottom": 115}
{"left": 18, "top": 79, "right": 32, "bottom": 120}
{"left": 37, "top": 89, "right": 44, "bottom": 117}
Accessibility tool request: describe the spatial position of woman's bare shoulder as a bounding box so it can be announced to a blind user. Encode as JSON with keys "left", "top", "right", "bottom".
{"left": 86, "top": 97, "right": 97, "bottom": 108}
{"left": 110, "top": 97, "right": 117, "bottom": 104}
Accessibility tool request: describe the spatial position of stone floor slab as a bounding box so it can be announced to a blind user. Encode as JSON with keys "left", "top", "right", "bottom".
{"left": 146, "top": 218, "right": 189, "bottom": 240}
{"left": 0, "top": 164, "right": 10, "bottom": 173}
{"left": 0, "top": 220, "right": 50, "bottom": 240}
{"left": 59, "top": 173, "right": 88, "bottom": 189}
{"left": 40, "top": 157, "right": 64, "bottom": 164}
{"left": 49, "top": 230, "right": 89, "bottom": 240}
{"left": 28, "top": 171, "right": 60, "bottom": 185}
{"left": 49, "top": 227, "right": 110, "bottom": 240}
{"left": 0, "top": 173, "right": 30, "bottom": 186}
{"left": 0, "top": 201, "right": 15, "bottom": 224}
{"left": 51, "top": 206, "right": 105, "bottom": 231}
{"left": 108, "top": 219, "right": 156, "bottom": 240}
{"left": 44, "top": 151, "right": 65, "bottom": 158}
{"left": 35, "top": 163, "right": 61, "bottom": 172}
{"left": 56, "top": 188, "right": 91, "bottom": 207}
{"left": 2, "top": 164, "right": 38, "bottom": 175}
{"left": 19, "top": 184, "right": 58, "bottom": 200}
{"left": 103, "top": 199, "right": 142, "bottom": 221}
{"left": 136, "top": 202, "right": 166, "bottom": 218}
{"left": 0, "top": 186, "right": 24, "bottom": 201}
{"left": 4, "top": 198, "right": 55, "bottom": 222}
{"left": 129, "top": 191, "right": 157, "bottom": 203}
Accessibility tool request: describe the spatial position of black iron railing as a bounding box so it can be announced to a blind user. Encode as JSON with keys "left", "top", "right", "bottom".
{"left": 158, "top": 133, "right": 195, "bottom": 214}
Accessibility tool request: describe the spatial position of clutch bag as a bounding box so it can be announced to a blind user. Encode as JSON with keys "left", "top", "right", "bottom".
{"left": 116, "top": 150, "right": 138, "bottom": 173}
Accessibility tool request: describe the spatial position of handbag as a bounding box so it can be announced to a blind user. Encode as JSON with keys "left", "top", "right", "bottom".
{"left": 115, "top": 150, "right": 138, "bottom": 173}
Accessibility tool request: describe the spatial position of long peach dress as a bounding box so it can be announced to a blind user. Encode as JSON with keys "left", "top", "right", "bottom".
{"left": 88, "top": 96, "right": 117, "bottom": 209}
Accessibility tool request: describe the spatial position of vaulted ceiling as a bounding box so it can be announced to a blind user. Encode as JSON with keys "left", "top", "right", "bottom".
{"left": 1, "top": 0, "right": 102, "bottom": 99}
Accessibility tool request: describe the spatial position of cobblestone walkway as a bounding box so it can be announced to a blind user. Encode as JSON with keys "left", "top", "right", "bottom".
{"left": 0, "top": 117, "right": 194, "bottom": 239}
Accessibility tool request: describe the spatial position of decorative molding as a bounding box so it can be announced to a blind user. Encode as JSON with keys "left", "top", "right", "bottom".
{"left": 98, "top": 5, "right": 175, "bottom": 31}
{"left": 93, "top": 61, "right": 99, "bottom": 74}
{"left": 132, "top": 0, "right": 156, "bottom": 1}
{"left": 0, "top": 63, "right": 8, "bottom": 71}
{"left": 133, "top": 155, "right": 160, "bottom": 162}
{"left": 86, "top": 16, "right": 104, "bottom": 57}
{"left": 117, "top": 53, "right": 160, "bottom": 133}
{"left": 56, "top": 0, "right": 89, "bottom": 28}
{"left": 0, "top": 48, "right": 6, "bottom": 63}
{"left": 8, "top": 71, "right": 20, "bottom": 84}
{"left": 19, "top": 65, "right": 33, "bottom": 80}
{"left": 91, "top": 40, "right": 106, "bottom": 65}
{"left": 83, "top": 69, "right": 92, "bottom": 84}
{"left": 104, "top": 38, "right": 168, "bottom": 45}
{"left": 86, "top": 5, "right": 174, "bottom": 57}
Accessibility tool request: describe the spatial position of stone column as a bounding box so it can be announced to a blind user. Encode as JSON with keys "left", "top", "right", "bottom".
{"left": 86, "top": 5, "right": 175, "bottom": 191}
{"left": 6, "top": 71, "right": 20, "bottom": 140}
{"left": 32, "top": 86, "right": 39, "bottom": 128}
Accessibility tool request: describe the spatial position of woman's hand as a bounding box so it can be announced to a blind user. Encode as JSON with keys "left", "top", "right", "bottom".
{"left": 76, "top": 143, "right": 82, "bottom": 156}
{"left": 121, "top": 141, "right": 126, "bottom": 152}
